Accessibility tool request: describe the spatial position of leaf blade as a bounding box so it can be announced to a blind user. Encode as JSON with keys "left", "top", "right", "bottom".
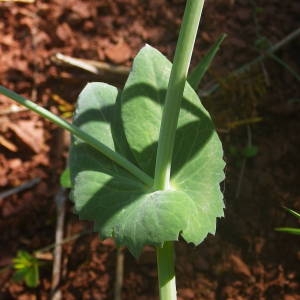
{"left": 70, "top": 46, "right": 225, "bottom": 256}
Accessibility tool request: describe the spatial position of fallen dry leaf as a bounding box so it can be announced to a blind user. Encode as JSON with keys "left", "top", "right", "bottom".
{"left": 8, "top": 120, "right": 45, "bottom": 153}
{"left": 229, "top": 254, "right": 252, "bottom": 278}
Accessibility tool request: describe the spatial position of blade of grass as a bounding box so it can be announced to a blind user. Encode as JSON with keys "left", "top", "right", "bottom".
{"left": 269, "top": 54, "right": 300, "bottom": 82}
{"left": 283, "top": 206, "right": 300, "bottom": 219}
{"left": 188, "top": 33, "right": 226, "bottom": 90}
{"left": 275, "top": 227, "right": 300, "bottom": 235}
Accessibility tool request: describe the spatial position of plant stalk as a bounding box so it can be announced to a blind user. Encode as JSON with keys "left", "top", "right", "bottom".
{"left": 156, "top": 242, "right": 176, "bottom": 300}
{"left": 154, "top": 0, "right": 205, "bottom": 190}
{"left": 154, "top": 0, "right": 205, "bottom": 299}
{"left": 0, "top": 86, "right": 153, "bottom": 187}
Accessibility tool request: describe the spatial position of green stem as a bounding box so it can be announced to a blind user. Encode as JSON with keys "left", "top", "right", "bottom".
{"left": 154, "top": 0, "right": 205, "bottom": 190}
{"left": 156, "top": 242, "right": 176, "bottom": 300}
{"left": 0, "top": 86, "right": 153, "bottom": 186}
{"left": 154, "top": 1, "right": 205, "bottom": 299}
{"left": 269, "top": 53, "right": 300, "bottom": 82}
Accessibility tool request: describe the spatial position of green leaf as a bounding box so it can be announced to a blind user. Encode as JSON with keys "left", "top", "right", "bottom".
{"left": 13, "top": 268, "right": 30, "bottom": 282}
{"left": 121, "top": 45, "right": 168, "bottom": 176}
{"left": 70, "top": 46, "right": 225, "bottom": 257}
{"left": 12, "top": 251, "right": 39, "bottom": 288}
{"left": 122, "top": 46, "right": 225, "bottom": 240}
{"left": 188, "top": 34, "right": 226, "bottom": 90}
{"left": 69, "top": 82, "right": 140, "bottom": 187}
{"left": 24, "top": 263, "right": 39, "bottom": 288}
{"left": 283, "top": 207, "right": 300, "bottom": 219}
{"left": 275, "top": 207, "right": 300, "bottom": 236}
{"left": 73, "top": 171, "right": 197, "bottom": 256}
{"left": 60, "top": 168, "right": 72, "bottom": 188}
{"left": 13, "top": 266, "right": 39, "bottom": 288}
{"left": 228, "top": 145, "right": 239, "bottom": 157}
{"left": 275, "top": 227, "right": 300, "bottom": 235}
{"left": 242, "top": 145, "right": 258, "bottom": 158}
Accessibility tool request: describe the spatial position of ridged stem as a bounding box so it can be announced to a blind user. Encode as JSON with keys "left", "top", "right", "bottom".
{"left": 154, "top": 0, "right": 205, "bottom": 190}
{"left": 154, "top": 1, "right": 205, "bottom": 299}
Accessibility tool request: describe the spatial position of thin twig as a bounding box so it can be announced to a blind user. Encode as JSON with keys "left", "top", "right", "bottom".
{"left": 0, "top": 134, "right": 18, "bottom": 152}
{"left": 35, "top": 230, "right": 91, "bottom": 255}
{"left": 269, "top": 28, "right": 300, "bottom": 53}
{"left": 29, "top": 9, "right": 39, "bottom": 102}
{"left": 54, "top": 53, "right": 100, "bottom": 74}
{"left": 114, "top": 247, "right": 124, "bottom": 300}
{"left": 269, "top": 53, "right": 300, "bottom": 82}
{"left": 250, "top": 0, "right": 271, "bottom": 87}
{"left": 0, "top": 177, "right": 41, "bottom": 201}
{"left": 235, "top": 157, "right": 246, "bottom": 200}
{"left": 0, "top": 104, "right": 28, "bottom": 116}
{"left": 234, "top": 27, "right": 300, "bottom": 75}
{"left": 50, "top": 187, "right": 66, "bottom": 300}
{"left": 200, "top": 27, "right": 300, "bottom": 97}
{"left": 53, "top": 53, "right": 130, "bottom": 76}
{"left": 0, "top": 0, "right": 35, "bottom": 2}
{"left": 235, "top": 125, "right": 252, "bottom": 199}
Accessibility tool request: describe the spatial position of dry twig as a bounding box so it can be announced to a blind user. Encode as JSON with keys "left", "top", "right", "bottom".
{"left": 114, "top": 247, "right": 125, "bottom": 300}
{"left": 52, "top": 53, "right": 130, "bottom": 87}
{"left": 0, "top": 134, "right": 18, "bottom": 152}
{"left": 0, "top": 104, "right": 28, "bottom": 116}
{"left": 50, "top": 187, "right": 66, "bottom": 300}
{"left": 0, "top": 177, "right": 41, "bottom": 201}
{"left": 0, "top": 0, "right": 35, "bottom": 2}
{"left": 53, "top": 53, "right": 130, "bottom": 76}
{"left": 200, "top": 27, "right": 300, "bottom": 97}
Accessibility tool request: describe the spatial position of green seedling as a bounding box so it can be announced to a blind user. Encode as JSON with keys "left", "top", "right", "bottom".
{"left": 0, "top": 1, "right": 225, "bottom": 298}
{"left": 242, "top": 145, "right": 258, "bottom": 158}
{"left": 288, "top": 98, "right": 300, "bottom": 104}
{"left": 254, "top": 36, "right": 271, "bottom": 50}
{"left": 12, "top": 251, "right": 40, "bottom": 288}
{"left": 229, "top": 144, "right": 258, "bottom": 163}
{"left": 188, "top": 33, "right": 226, "bottom": 90}
{"left": 275, "top": 207, "right": 300, "bottom": 235}
{"left": 60, "top": 167, "right": 72, "bottom": 188}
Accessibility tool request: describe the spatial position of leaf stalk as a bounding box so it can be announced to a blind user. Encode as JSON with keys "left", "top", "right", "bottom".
{"left": 0, "top": 86, "right": 153, "bottom": 186}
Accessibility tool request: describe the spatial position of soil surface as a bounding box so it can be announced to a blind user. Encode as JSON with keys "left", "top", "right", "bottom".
{"left": 0, "top": 0, "right": 300, "bottom": 299}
